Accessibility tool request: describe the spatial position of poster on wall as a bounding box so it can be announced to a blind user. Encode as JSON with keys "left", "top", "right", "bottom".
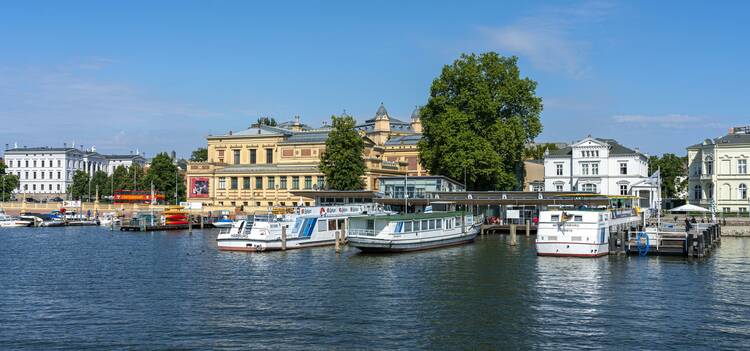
{"left": 190, "top": 177, "right": 209, "bottom": 198}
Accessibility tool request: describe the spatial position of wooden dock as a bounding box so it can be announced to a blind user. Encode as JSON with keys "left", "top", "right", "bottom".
{"left": 119, "top": 224, "right": 191, "bottom": 232}
{"left": 624, "top": 224, "right": 721, "bottom": 257}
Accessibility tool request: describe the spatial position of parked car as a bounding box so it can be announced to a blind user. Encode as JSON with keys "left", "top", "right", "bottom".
{"left": 25, "top": 197, "right": 40, "bottom": 203}
{"left": 49, "top": 197, "right": 64, "bottom": 202}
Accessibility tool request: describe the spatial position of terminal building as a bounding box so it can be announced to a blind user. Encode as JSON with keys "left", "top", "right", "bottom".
{"left": 186, "top": 104, "right": 426, "bottom": 211}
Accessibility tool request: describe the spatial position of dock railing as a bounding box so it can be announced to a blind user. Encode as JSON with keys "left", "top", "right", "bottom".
{"left": 349, "top": 229, "right": 376, "bottom": 237}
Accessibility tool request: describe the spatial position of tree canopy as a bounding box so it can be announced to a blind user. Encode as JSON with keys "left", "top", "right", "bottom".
{"left": 649, "top": 153, "right": 688, "bottom": 199}
{"left": 90, "top": 170, "right": 110, "bottom": 199}
{"left": 190, "top": 147, "right": 208, "bottom": 162}
{"left": 127, "top": 163, "right": 145, "bottom": 191}
{"left": 111, "top": 165, "right": 130, "bottom": 193}
{"left": 254, "top": 117, "right": 277, "bottom": 127}
{"left": 70, "top": 170, "right": 90, "bottom": 200}
{"left": 524, "top": 143, "right": 559, "bottom": 161}
{"left": 0, "top": 163, "right": 19, "bottom": 201}
{"left": 418, "top": 52, "right": 543, "bottom": 190}
{"left": 144, "top": 152, "right": 186, "bottom": 204}
{"left": 319, "top": 114, "right": 365, "bottom": 190}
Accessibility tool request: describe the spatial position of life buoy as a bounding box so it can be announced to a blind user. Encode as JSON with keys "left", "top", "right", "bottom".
{"left": 320, "top": 207, "right": 326, "bottom": 217}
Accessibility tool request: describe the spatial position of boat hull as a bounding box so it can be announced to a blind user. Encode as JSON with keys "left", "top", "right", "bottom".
{"left": 349, "top": 230, "right": 478, "bottom": 253}
{"left": 535, "top": 242, "right": 609, "bottom": 257}
{"left": 212, "top": 221, "right": 234, "bottom": 228}
{"left": 216, "top": 237, "right": 336, "bottom": 252}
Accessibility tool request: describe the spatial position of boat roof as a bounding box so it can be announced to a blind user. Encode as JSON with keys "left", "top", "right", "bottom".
{"left": 353, "top": 211, "right": 464, "bottom": 222}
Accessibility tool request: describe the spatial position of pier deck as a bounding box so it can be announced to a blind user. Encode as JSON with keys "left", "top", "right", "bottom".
{"left": 624, "top": 224, "right": 721, "bottom": 257}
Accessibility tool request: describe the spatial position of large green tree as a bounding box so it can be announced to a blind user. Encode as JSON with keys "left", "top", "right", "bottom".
{"left": 111, "top": 165, "right": 130, "bottom": 193}
{"left": 418, "top": 52, "right": 543, "bottom": 190}
{"left": 319, "top": 114, "right": 365, "bottom": 190}
{"left": 649, "top": 153, "right": 688, "bottom": 199}
{"left": 127, "top": 163, "right": 145, "bottom": 190}
{"left": 0, "top": 163, "right": 20, "bottom": 201}
{"left": 70, "top": 170, "right": 90, "bottom": 200}
{"left": 90, "top": 170, "right": 110, "bottom": 199}
{"left": 144, "top": 152, "right": 186, "bottom": 204}
{"left": 190, "top": 147, "right": 208, "bottom": 162}
{"left": 254, "top": 117, "right": 277, "bottom": 127}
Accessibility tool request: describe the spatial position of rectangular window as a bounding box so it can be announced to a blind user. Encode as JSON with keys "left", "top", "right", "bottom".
{"left": 57, "top": 160, "right": 61, "bottom": 167}
{"left": 404, "top": 221, "right": 413, "bottom": 232}
{"left": 250, "top": 149, "right": 257, "bottom": 164}
{"left": 280, "top": 176, "right": 287, "bottom": 189}
{"left": 740, "top": 208, "right": 748, "bottom": 213}
{"left": 620, "top": 162, "right": 627, "bottom": 175}
{"left": 41, "top": 172, "right": 44, "bottom": 179}
{"left": 267, "top": 176, "right": 275, "bottom": 190}
{"left": 620, "top": 184, "right": 628, "bottom": 196}
{"left": 49, "top": 171, "right": 52, "bottom": 179}
{"left": 243, "top": 177, "right": 251, "bottom": 189}
{"left": 723, "top": 207, "right": 731, "bottom": 213}
{"left": 317, "top": 176, "right": 325, "bottom": 190}
{"left": 230, "top": 177, "right": 238, "bottom": 190}
{"left": 304, "top": 176, "right": 312, "bottom": 189}
{"left": 266, "top": 149, "right": 273, "bottom": 164}
{"left": 255, "top": 177, "right": 262, "bottom": 189}
{"left": 436, "top": 219, "right": 442, "bottom": 229}
{"left": 292, "top": 176, "right": 300, "bottom": 189}
{"left": 218, "top": 177, "right": 226, "bottom": 190}
{"left": 739, "top": 159, "right": 747, "bottom": 174}
{"left": 591, "top": 163, "right": 599, "bottom": 175}
{"left": 328, "top": 219, "right": 337, "bottom": 231}
{"left": 552, "top": 215, "right": 560, "bottom": 221}
{"left": 556, "top": 164, "right": 563, "bottom": 176}
{"left": 57, "top": 184, "right": 60, "bottom": 191}
{"left": 428, "top": 220, "right": 436, "bottom": 230}
{"left": 57, "top": 172, "right": 61, "bottom": 179}
{"left": 233, "top": 150, "right": 241, "bottom": 164}
{"left": 33, "top": 172, "right": 36, "bottom": 179}
{"left": 581, "top": 163, "right": 589, "bottom": 175}
{"left": 574, "top": 215, "right": 583, "bottom": 222}
{"left": 421, "top": 220, "right": 429, "bottom": 231}
{"left": 318, "top": 220, "right": 328, "bottom": 232}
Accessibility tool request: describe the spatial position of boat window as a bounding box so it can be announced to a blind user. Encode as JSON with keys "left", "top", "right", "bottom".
{"left": 574, "top": 216, "right": 583, "bottom": 222}
{"left": 428, "top": 220, "right": 435, "bottom": 230}
{"left": 436, "top": 219, "right": 442, "bottom": 229}
{"left": 404, "top": 221, "right": 413, "bottom": 232}
{"left": 292, "top": 218, "right": 303, "bottom": 233}
{"left": 551, "top": 215, "right": 560, "bottom": 221}
{"left": 318, "top": 220, "right": 328, "bottom": 232}
{"left": 338, "top": 219, "right": 346, "bottom": 231}
{"left": 421, "top": 220, "right": 429, "bottom": 231}
{"left": 328, "top": 219, "right": 338, "bottom": 230}
{"left": 366, "top": 219, "right": 375, "bottom": 230}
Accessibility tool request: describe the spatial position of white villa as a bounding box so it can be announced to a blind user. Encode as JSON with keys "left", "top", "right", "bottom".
{"left": 543, "top": 136, "right": 659, "bottom": 208}
{"left": 687, "top": 126, "right": 750, "bottom": 213}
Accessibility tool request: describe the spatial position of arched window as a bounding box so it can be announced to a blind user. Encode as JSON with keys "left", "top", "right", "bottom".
{"left": 705, "top": 156, "right": 713, "bottom": 175}
{"left": 694, "top": 185, "right": 702, "bottom": 200}
{"left": 739, "top": 184, "right": 747, "bottom": 200}
{"left": 707, "top": 183, "right": 713, "bottom": 199}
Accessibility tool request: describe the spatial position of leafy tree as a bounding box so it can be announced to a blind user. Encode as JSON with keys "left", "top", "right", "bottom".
{"left": 144, "top": 152, "right": 186, "bottom": 204}
{"left": 649, "top": 153, "right": 688, "bottom": 199}
{"left": 127, "top": 163, "right": 145, "bottom": 191}
{"left": 254, "top": 116, "right": 277, "bottom": 127}
{"left": 111, "top": 165, "right": 130, "bottom": 193}
{"left": 524, "top": 143, "right": 559, "bottom": 160}
{"left": 190, "top": 147, "right": 208, "bottom": 162}
{"left": 90, "top": 170, "right": 110, "bottom": 199}
{"left": 70, "top": 170, "right": 90, "bottom": 200}
{"left": 0, "top": 163, "right": 19, "bottom": 201}
{"left": 418, "top": 52, "right": 543, "bottom": 190}
{"left": 319, "top": 114, "right": 365, "bottom": 190}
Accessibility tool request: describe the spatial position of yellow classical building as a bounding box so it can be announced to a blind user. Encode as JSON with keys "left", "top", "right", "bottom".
{"left": 187, "top": 104, "right": 426, "bottom": 211}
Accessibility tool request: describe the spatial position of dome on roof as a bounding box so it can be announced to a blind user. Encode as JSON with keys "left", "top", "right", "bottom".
{"left": 375, "top": 103, "right": 389, "bottom": 119}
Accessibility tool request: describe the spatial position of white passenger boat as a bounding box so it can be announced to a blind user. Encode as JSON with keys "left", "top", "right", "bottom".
{"left": 0, "top": 210, "right": 33, "bottom": 228}
{"left": 98, "top": 212, "right": 121, "bottom": 227}
{"left": 212, "top": 216, "right": 234, "bottom": 229}
{"left": 535, "top": 196, "right": 641, "bottom": 257}
{"left": 216, "top": 204, "right": 388, "bottom": 252}
{"left": 347, "top": 211, "right": 482, "bottom": 253}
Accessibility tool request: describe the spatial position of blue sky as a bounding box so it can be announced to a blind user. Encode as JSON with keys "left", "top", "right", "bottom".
{"left": 1, "top": 0, "right": 748, "bottom": 158}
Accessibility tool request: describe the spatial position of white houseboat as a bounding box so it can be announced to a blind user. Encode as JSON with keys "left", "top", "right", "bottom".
{"left": 535, "top": 196, "right": 641, "bottom": 257}
{"left": 0, "top": 209, "right": 33, "bottom": 228}
{"left": 216, "top": 204, "right": 388, "bottom": 252}
{"left": 347, "top": 211, "right": 482, "bottom": 253}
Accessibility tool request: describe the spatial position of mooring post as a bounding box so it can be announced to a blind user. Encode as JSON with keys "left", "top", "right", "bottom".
{"left": 525, "top": 219, "right": 530, "bottom": 237}
{"left": 281, "top": 225, "right": 287, "bottom": 251}
{"left": 335, "top": 230, "right": 341, "bottom": 253}
{"left": 619, "top": 229, "right": 626, "bottom": 254}
{"left": 510, "top": 223, "right": 517, "bottom": 246}
{"left": 200, "top": 215, "right": 204, "bottom": 229}
{"left": 188, "top": 213, "right": 192, "bottom": 234}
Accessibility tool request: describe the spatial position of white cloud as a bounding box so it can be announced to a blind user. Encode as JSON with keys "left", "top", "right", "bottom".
{"left": 478, "top": 1, "right": 613, "bottom": 77}
{"left": 612, "top": 114, "right": 726, "bottom": 129}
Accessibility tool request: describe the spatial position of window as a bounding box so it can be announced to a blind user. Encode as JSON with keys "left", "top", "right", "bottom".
{"left": 694, "top": 185, "right": 702, "bottom": 200}
{"left": 41, "top": 172, "right": 44, "bottom": 179}
{"left": 705, "top": 159, "right": 713, "bottom": 175}
{"left": 57, "top": 160, "right": 61, "bottom": 167}
{"left": 574, "top": 215, "right": 582, "bottom": 221}
{"left": 49, "top": 171, "right": 52, "bottom": 179}
{"left": 25, "top": 160, "right": 28, "bottom": 167}
{"left": 255, "top": 177, "right": 263, "bottom": 189}
{"left": 436, "top": 219, "right": 442, "bottom": 229}
{"left": 266, "top": 149, "right": 273, "bottom": 164}
{"left": 33, "top": 172, "right": 36, "bottom": 179}
{"left": 619, "top": 162, "right": 627, "bottom": 175}
{"left": 620, "top": 184, "right": 628, "bottom": 196}
{"left": 551, "top": 215, "right": 560, "bottom": 221}
{"left": 328, "top": 219, "right": 338, "bottom": 231}
{"left": 56, "top": 184, "right": 60, "bottom": 191}
{"left": 739, "top": 160, "right": 747, "bottom": 174}
{"left": 555, "top": 184, "right": 563, "bottom": 192}
{"left": 581, "top": 163, "right": 589, "bottom": 175}
{"left": 233, "top": 150, "right": 241, "bottom": 165}
{"left": 57, "top": 172, "right": 61, "bottom": 179}
{"left": 739, "top": 184, "right": 747, "bottom": 200}
{"left": 230, "top": 177, "right": 238, "bottom": 190}
{"left": 243, "top": 177, "right": 251, "bottom": 189}
{"left": 591, "top": 163, "right": 599, "bottom": 175}
{"left": 317, "top": 176, "right": 325, "bottom": 189}
{"left": 318, "top": 220, "right": 328, "bottom": 232}
{"left": 267, "top": 176, "right": 275, "bottom": 190}
{"left": 707, "top": 184, "right": 713, "bottom": 199}
{"left": 292, "top": 176, "right": 300, "bottom": 189}
{"left": 741, "top": 208, "right": 748, "bottom": 213}
{"left": 404, "top": 221, "right": 413, "bottom": 232}
{"left": 304, "top": 176, "right": 312, "bottom": 189}
{"left": 556, "top": 164, "right": 563, "bottom": 176}
{"left": 218, "top": 177, "right": 226, "bottom": 190}
{"left": 250, "top": 149, "right": 257, "bottom": 164}
{"left": 41, "top": 184, "right": 44, "bottom": 191}
{"left": 582, "top": 184, "right": 597, "bottom": 193}
{"left": 595, "top": 151, "right": 599, "bottom": 157}
{"left": 280, "top": 176, "right": 287, "bottom": 189}
{"left": 723, "top": 207, "right": 731, "bottom": 213}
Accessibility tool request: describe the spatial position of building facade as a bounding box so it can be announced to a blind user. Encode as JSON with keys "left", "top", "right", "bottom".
{"left": 543, "top": 136, "right": 657, "bottom": 207}
{"left": 687, "top": 127, "right": 750, "bottom": 213}
{"left": 3, "top": 146, "right": 145, "bottom": 198}
{"left": 523, "top": 160, "right": 544, "bottom": 191}
{"left": 186, "top": 104, "right": 429, "bottom": 211}
{"left": 106, "top": 154, "right": 147, "bottom": 174}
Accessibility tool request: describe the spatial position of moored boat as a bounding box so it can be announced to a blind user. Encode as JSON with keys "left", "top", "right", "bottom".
{"left": 347, "top": 211, "right": 481, "bottom": 253}
{"left": 0, "top": 209, "right": 33, "bottom": 228}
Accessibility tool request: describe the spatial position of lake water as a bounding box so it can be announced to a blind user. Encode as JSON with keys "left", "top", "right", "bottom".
{"left": 1, "top": 227, "right": 748, "bottom": 350}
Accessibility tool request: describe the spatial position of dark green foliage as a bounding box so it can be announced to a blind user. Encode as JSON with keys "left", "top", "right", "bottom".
{"left": 649, "top": 153, "right": 688, "bottom": 198}
{"left": 0, "top": 163, "right": 19, "bottom": 201}
{"left": 90, "top": 170, "right": 110, "bottom": 199}
{"left": 70, "top": 170, "right": 90, "bottom": 200}
{"left": 319, "top": 114, "right": 365, "bottom": 190}
{"left": 144, "top": 153, "right": 186, "bottom": 204}
{"left": 127, "top": 164, "right": 145, "bottom": 190}
{"left": 254, "top": 117, "right": 277, "bottom": 127}
{"left": 190, "top": 148, "right": 208, "bottom": 162}
{"left": 111, "top": 165, "right": 130, "bottom": 193}
{"left": 418, "top": 52, "right": 543, "bottom": 190}
{"left": 524, "top": 143, "right": 559, "bottom": 160}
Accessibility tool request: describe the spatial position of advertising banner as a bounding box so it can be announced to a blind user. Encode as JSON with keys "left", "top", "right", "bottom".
{"left": 190, "top": 177, "right": 209, "bottom": 198}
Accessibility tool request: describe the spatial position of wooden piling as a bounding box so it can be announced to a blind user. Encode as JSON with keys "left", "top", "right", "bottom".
{"left": 335, "top": 230, "right": 341, "bottom": 253}
{"left": 200, "top": 215, "right": 204, "bottom": 229}
{"left": 510, "top": 223, "right": 517, "bottom": 246}
{"left": 281, "top": 225, "right": 287, "bottom": 251}
{"left": 525, "top": 219, "right": 530, "bottom": 237}
{"left": 188, "top": 213, "right": 192, "bottom": 234}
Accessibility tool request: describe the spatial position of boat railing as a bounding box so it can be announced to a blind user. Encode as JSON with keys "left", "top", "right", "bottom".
{"left": 349, "top": 229, "right": 377, "bottom": 237}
